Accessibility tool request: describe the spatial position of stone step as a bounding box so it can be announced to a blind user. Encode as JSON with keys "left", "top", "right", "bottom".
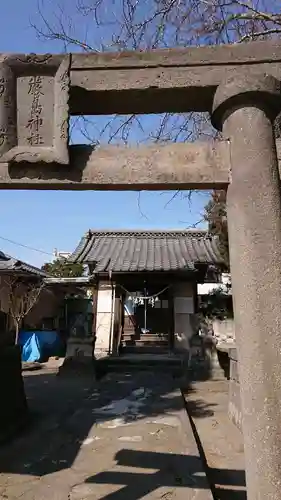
{"left": 123, "top": 332, "right": 169, "bottom": 338}
{"left": 122, "top": 333, "right": 169, "bottom": 342}
{"left": 122, "top": 338, "right": 169, "bottom": 346}
{"left": 96, "top": 354, "right": 183, "bottom": 377}
{"left": 121, "top": 345, "right": 170, "bottom": 354}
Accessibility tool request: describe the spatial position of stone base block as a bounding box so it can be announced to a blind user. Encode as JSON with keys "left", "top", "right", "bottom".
{"left": 65, "top": 337, "right": 93, "bottom": 357}
{"left": 94, "top": 349, "right": 111, "bottom": 360}
{"left": 59, "top": 337, "right": 95, "bottom": 376}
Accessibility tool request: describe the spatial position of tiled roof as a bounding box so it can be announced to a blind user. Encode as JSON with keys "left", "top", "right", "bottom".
{"left": 70, "top": 230, "right": 223, "bottom": 273}
{"left": 0, "top": 251, "right": 47, "bottom": 277}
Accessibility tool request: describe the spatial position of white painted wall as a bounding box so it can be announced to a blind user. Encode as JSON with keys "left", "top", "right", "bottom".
{"left": 198, "top": 273, "right": 231, "bottom": 295}
{"left": 95, "top": 282, "right": 114, "bottom": 357}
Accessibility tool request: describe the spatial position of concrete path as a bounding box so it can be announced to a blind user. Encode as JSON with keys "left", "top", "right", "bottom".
{"left": 0, "top": 370, "right": 212, "bottom": 500}
{"left": 183, "top": 377, "right": 246, "bottom": 499}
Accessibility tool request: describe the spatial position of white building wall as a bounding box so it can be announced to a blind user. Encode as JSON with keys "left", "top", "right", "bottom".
{"left": 197, "top": 273, "right": 231, "bottom": 295}
{"left": 95, "top": 282, "right": 114, "bottom": 358}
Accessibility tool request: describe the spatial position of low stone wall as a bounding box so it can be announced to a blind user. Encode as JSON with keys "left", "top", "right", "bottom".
{"left": 0, "top": 345, "right": 28, "bottom": 442}
{"left": 228, "top": 348, "right": 242, "bottom": 431}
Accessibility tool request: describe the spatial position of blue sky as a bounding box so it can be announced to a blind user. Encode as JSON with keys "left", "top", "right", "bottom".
{"left": 0, "top": 0, "right": 209, "bottom": 268}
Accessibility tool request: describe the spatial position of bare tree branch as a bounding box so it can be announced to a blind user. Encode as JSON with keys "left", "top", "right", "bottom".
{"left": 239, "top": 28, "right": 281, "bottom": 42}
{"left": 137, "top": 192, "right": 149, "bottom": 220}
{"left": 5, "top": 277, "right": 44, "bottom": 344}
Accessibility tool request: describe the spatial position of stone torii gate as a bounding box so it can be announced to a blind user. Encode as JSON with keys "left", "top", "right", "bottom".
{"left": 1, "top": 40, "right": 281, "bottom": 499}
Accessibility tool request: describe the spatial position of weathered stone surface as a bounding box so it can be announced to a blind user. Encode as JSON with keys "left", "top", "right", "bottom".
{"left": 0, "top": 54, "right": 70, "bottom": 163}
{"left": 60, "top": 338, "right": 95, "bottom": 376}
{"left": 0, "top": 140, "right": 231, "bottom": 190}
{"left": 212, "top": 73, "right": 281, "bottom": 131}
{"left": 69, "top": 40, "right": 281, "bottom": 115}
{"left": 1, "top": 41, "right": 281, "bottom": 118}
{"left": 213, "top": 74, "right": 281, "bottom": 500}
{"left": 0, "top": 138, "right": 281, "bottom": 190}
{"left": 71, "top": 40, "right": 281, "bottom": 69}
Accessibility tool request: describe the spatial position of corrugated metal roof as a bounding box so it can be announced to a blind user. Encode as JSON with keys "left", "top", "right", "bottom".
{"left": 0, "top": 251, "right": 47, "bottom": 277}
{"left": 70, "top": 230, "right": 223, "bottom": 273}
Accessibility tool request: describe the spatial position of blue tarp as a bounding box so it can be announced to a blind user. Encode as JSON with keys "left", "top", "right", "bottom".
{"left": 18, "top": 330, "right": 62, "bottom": 362}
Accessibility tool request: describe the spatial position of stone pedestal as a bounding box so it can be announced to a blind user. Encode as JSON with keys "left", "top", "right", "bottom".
{"left": 60, "top": 337, "right": 95, "bottom": 375}
{"left": 212, "top": 74, "right": 281, "bottom": 500}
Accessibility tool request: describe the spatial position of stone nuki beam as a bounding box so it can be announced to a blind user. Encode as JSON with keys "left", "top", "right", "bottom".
{"left": 0, "top": 139, "right": 281, "bottom": 191}
{"left": 70, "top": 40, "right": 281, "bottom": 115}
{"left": 0, "top": 140, "right": 230, "bottom": 190}
{"left": 1, "top": 138, "right": 281, "bottom": 190}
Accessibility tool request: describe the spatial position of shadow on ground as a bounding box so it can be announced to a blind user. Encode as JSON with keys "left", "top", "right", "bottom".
{"left": 0, "top": 370, "right": 213, "bottom": 474}
{"left": 85, "top": 448, "right": 246, "bottom": 500}
{"left": 0, "top": 368, "right": 246, "bottom": 499}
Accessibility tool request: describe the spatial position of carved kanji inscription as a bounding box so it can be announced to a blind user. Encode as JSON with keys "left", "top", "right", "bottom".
{"left": 0, "top": 54, "right": 70, "bottom": 164}
{"left": 17, "top": 75, "right": 53, "bottom": 147}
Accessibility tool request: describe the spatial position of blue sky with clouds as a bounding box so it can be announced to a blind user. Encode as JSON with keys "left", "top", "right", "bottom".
{"left": 0, "top": 0, "right": 209, "bottom": 268}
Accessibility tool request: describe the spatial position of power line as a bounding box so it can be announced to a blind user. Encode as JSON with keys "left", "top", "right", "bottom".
{"left": 0, "top": 235, "right": 53, "bottom": 256}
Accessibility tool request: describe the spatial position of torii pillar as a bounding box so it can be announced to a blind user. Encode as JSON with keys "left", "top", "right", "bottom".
{"left": 212, "top": 75, "right": 281, "bottom": 499}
